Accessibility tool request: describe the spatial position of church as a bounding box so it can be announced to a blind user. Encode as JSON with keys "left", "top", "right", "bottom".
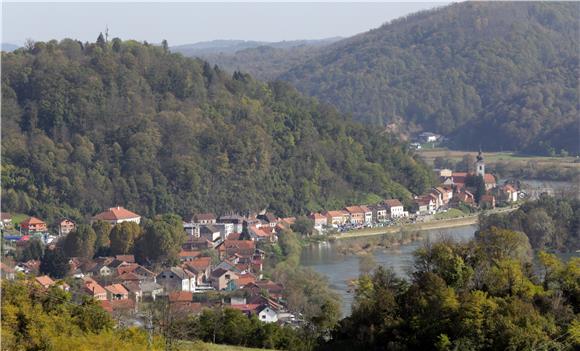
{"left": 443, "top": 151, "right": 497, "bottom": 191}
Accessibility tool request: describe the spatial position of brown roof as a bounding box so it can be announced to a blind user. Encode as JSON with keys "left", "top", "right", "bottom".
{"left": 227, "top": 232, "right": 241, "bottom": 240}
{"left": 184, "top": 257, "right": 212, "bottom": 271}
{"left": 0, "top": 212, "right": 12, "bottom": 221}
{"left": 481, "top": 195, "right": 495, "bottom": 203}
{"left": 221, "top": 240, "right": 255, "bottom": 251}
{"left": 169, "top": 291, "right": 193, "bottom": 303}
{"left": 110, "top": 299, "right": 135, "bottom": 311}
{"left": 179, "top": 250, "right": 201, "bottom": 258}
{"left": 93, "top": 207, "right": 140, "bottom": 221}
{"left": 344, "top": 206, "right": 365, "bottom": 214}
{"left": 192, "top": 213, "right": 216, "bottom": 221}
{"left": 105, "top": 283, "right": 129, "bottom": 296}
{"left": 309, "top": 213, "right": 326, "bottom": 220}
{"left": 383, "top": 199, "right": 403, "bottom": 208}
{"left": 325, "top": 210, "right": 347, "bottom": 218}
{"left": 21, "top": 217, "right": 46, "bottom": 226}
{"left": 237, "top": 273, "right": 257, "bottom": 287}
{"left": 83, "top": 278, "right": 107, "bottom": 295}
{"left": 35, "top": 275, "right": 55, "bottom": 287}
{"left": 484, "top": 174, "right": 496, "bottom": 184}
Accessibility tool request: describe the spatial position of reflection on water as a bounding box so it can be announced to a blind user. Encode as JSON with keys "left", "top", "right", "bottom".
{"left": 300, "top": 225, "right": 477, "bottom": 317}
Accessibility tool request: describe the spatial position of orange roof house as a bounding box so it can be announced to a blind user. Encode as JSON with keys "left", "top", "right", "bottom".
{"left": 105, "top": 283, "right": 129, "bottom": 300}
{"left": 92, "top": 207, "right": 141, "bottom": 225}
{"left": 35, "top": 275, "right": 55, "bottom": 289}
{"left": 20, "top": 217, "right": 47, "bottom": 234}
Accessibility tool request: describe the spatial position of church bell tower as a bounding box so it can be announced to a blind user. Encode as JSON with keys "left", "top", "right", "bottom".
{"left": 475, "top": 149, "right": 485, "bottom": 177}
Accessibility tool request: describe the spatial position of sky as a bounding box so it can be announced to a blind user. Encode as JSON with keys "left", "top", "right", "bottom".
{"left": 2, "top": 2, "right": 448, "bottom": 46}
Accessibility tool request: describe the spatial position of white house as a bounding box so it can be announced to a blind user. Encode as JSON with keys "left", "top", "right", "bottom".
{"left": 92, "top": 206, "right": 141, "bottom": 225}
{"left": 384, "top": 199, "right": 405, "bottom": 218}
{"left": 257, "top": 305, "right": 278, "bottom": 323}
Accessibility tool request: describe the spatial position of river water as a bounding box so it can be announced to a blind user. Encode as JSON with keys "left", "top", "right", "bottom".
{"left": 300, "top": 225, "right": 477, "bottom": 316}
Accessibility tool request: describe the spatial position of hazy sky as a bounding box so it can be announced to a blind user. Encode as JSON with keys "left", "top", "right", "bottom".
{"left": 2, "top": 2, "right": 448, "bottom": 46}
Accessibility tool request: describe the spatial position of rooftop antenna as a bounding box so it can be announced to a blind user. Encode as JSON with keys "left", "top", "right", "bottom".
{"left": 105, "top": 25, "right": 109, "bottom": 42}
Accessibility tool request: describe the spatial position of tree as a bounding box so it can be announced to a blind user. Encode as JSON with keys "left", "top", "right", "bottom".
{"left": 40, "top": 248, "right": 69, "bottom": 278}
{"left": 134, "top": 217, "right": 185, "bottom": 265}
{"left": 96, "top": 32, "right": 106, "bottom": 47}
{"left": 92, "top": 220, "right": 112, "bottom": 255}
{"left": 291, "top": 216, "right": 315, "bottom": 236}
{"left": 20, "top": 238, "right": 44, "bottom": 261}
{"left": 239, "top": 221, "right": 251, "bottom": 240}
{"left": 109, "top": 222, "right": 142, "bottom": 255}
{"left": 162, "top": 39, "right": 169, "bottom": 53}
{"left": 63, "top": 225, "right": 97, "bottom": 258}
{"left": 523, "top": 208, "right": 555, "bottom": 249}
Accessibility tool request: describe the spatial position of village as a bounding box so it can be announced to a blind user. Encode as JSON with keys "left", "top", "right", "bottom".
{"left": 0, "top": 151, "right": 521, "bottom": 327}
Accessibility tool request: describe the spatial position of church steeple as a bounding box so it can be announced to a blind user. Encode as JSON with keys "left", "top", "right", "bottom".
{"left": 475, "top": 147, "right": 485, "bottom": 177}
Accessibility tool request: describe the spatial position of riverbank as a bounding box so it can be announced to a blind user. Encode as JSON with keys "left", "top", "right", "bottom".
{"left": 331, "top": 207, "right": 517, "bottom": 240}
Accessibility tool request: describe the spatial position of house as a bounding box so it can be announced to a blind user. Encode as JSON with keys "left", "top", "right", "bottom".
{"left": 115, "top": 263, "right": 155, "bottom": 281}
{"left": 428, "top": 191, "right": 443, "bottom": 210}
{"left": 383, "top": 199, "right": 405, "bottom": 218}
{"left": 92, "top": 206, "right": 141, "bottom": 225}
{"left": 199, "top": 225, "right": 222, "bottom": 242}
{"left": 115, "top": 255, "right": 135, "bottom": 263}
{"left": 480, "top": 195, "right": 496, "bottom": 209}
{"left": 88, "top": 263, "right": 113, "bottom": 277}
{"left": 257, "top": 212, "right": 278, "bottom": 228}
{"left": 105, "top": 284, "right": 129, "bottom": 300}
{"left": 218, "top": 214, "right": 246, "bottom": 233}
{"left": 190, "top": 213, "right": 217, "bottom": 225}
{"left": 498, "top": 184, "right": 519, "bottom": 203}
{"left": 235, "top": 272, "right": 257, "bottom": 288}
{"left": 344, "top": 206, "right": 366, "bottom": 224}
{"left": 257, "top": 305, "right": 279, "bottom": 323}
{"left": 434, "top": 186, "right": 454, "bottom": 205}
{"left": 210, "top": 268, "right": 239, "bottom": 291}
{"left": 82, "top": 277, "right": 107, "bottom": 301}
{"left": 370, "top": 205, "right": 388, "bottom": 222}
{"left": 360, "top": 206, "right": 373, "bottom": 224}
{"left": 450, "top": 189, "right": 475, "bottom": 207}
{"left": 20, "top": 217, "right": 47, "bottom": 234}
{"left": 35, "top": 275, "right": 55, "bottom": 289}
{"left": 418, "top": 132, "right": 441, "bottom": 143}
{"left": 122, "top": 281, "right": 143, "bottom": 303}
{"left": 156, "top": 267, "right": 196, "bottom": 292}
{"left": 179, "top": 250, "right": 201, "bottom": 262}
{"left": 323, "top": 210, "right": 347, "bottom": 226}
{"left": 183, "top": 257, "right": 212, "bottom": 284}
{"left": 243, "top": 280, "right": 284, "bottom": 300}
{"left": 1, "top": 262, "right": 16, "bottom": 280}
{"left": 216, "top": 240, "right": 256, "bottom": 260}
{"left": 168, "top": 291, "right": 203, "bottom": 316}
{"left": 249, "top": 225, "right": 277, "bottom": 243}
{"left": 309, "top": 213, "right": 328, "bottom": 232}
{"left": 141, "top": 281, "right": 163, "bottom": 301}
{"left": 0, "top": 213, "right": 12, "bottom": 229}
{"left": 439, "top": 169, "right": 453, "bottom": 177}
{"left": 58, "top": 219, "right": 76, "bottom": 236}
{"left": 413, "top": 197, "right": 435, "bottom": 215}
{"left": 182, "top": 237, "right": 214, "bottom": 251}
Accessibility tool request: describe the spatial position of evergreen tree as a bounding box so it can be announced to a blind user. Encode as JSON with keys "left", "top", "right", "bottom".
{"left": 40, "top": 248, "right": 69, "bottom": 278}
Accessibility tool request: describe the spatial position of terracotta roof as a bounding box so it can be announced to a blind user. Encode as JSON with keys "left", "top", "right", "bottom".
{"left": 179, "top": 250, "right": 201, "bottom": 258}
{"left": 484, "top": 174, "right": 496, "bottom": 184}
{"left": 383, "top": 199, "right": 403, "bottom": 208}
{"left": 93, "top": 207, "right": 140, "bottom": 221}
{"left": 237, "top": 273, "right": 257, "bottom": 287}
{"left": 220, "top": 240, "right": 255, "bottom": 251}
{"left": 227, "top": 232, "right": 241, "bottom": 240}
{"left": 116, "top": 272, "right": 145, "bottom": 282}
{"left": 503, "top": 184, "right": 517, "bottom": 192}
{"left": 100, "top": 300, "right": 113, "bottom": 313}
{"left": 83, "top": 279, "right": 107, "bottom": 295}
{"left": 309, "top": 213, "right": 326, "bottom": 220}
{"left": 229, "top": 304, "right": 260, "bottom": 313}
{"left": 35, "top": 275, "right": 55, "bottom": 287}
{"left": 481, "top": 195, "right": 495, "bottom": 202}
{"left": 21, "top": 217, "right": 46, "bottom": 226}
{"left": 105, "top": 284, "right": 129, "bottom": 296}
{"left": 110, "top": 299, "right": 135, "bottom": 311}
{"left": 184, "top": 257, "right": 212, "bottom": 271}
{"left": 169, "top": 291, "right": 193, "bottom": 303}
{"left": 325, "top": 210, "right": 347, "bottom": 218}
{"left": 192, "top": 213, "right": 216, "bottom": 221}
{"left": 344, "top": 206, "right": 365, "bottom": 214}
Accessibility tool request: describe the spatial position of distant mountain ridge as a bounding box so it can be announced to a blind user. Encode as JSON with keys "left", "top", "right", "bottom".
{"left": 183, "top": 2, "right": 580, "bottom": 154}
{"left": 1, "top": 43, "right": 20, "bottom": 52}
{"left": 172, "top": 37, "right": 341, "bottom": 56}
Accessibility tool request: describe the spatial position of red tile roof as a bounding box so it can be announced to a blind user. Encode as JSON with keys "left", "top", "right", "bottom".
{"left": 21, "top": 217, "right": 46, "bottom": 226}
{"left": 105, "top": 284, "right": 129, "bottom": 296}
{"left": 179, "top": 250, "right": 201, "bottom": 258}
{"left": 344, "top": 206, "right": 365, "bottom": 214}
{"left": 115, "top": 255, "right": 135, "bottom": 263}
{"left": 169, "top": 291, "right": 193, "bottom": 303}
{"left": 184, "top": 257, "right": 212, "bottom": 271}
{"left": 83, "top": 278, "right": 107, "bottom": 295}
{"left": 93, "top": 207, "right": 140, "bottom": 221}
{"left": 35, "top": 275, "right": 55, "bottom": 288}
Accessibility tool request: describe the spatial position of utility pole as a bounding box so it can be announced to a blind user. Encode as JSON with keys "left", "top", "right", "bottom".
{"left": 105, "top": 25, "right": 109, "bottom": 42}
{"left": 146, "top": 311, "right": 153, "bottom": 351}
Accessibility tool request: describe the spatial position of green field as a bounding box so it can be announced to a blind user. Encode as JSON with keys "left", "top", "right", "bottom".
{"left": 433, "top": 208, "right": 467, "bottom": 220}
{"left": 177, "top": 341, "right": 273, "bottom": 351}
{"left": 417, "top": 149, "right": 579, "bottom": 169}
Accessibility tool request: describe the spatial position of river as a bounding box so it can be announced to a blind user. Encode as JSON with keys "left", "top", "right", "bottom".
{"left": 300, "top": 225, "right": 477, "bottom": 316}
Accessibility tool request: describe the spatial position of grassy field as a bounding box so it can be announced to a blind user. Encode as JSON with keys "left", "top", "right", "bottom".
{"left": 434, "top": 208, "right": 466, "bottom": 220}
{"left": 417, "top": 149, "right": 580, "bottom": 169}
{"left": 10, "top": 213, "right": 29, "bottom": 226}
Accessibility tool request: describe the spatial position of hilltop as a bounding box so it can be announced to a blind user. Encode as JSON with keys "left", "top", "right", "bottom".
{"left": 191, "top": 2, "right": 580, "bottom": 154}
{"left": 1, "top": 38, "right": 434, "bottom": 223}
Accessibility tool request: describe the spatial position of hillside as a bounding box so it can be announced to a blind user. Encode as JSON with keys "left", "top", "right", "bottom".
{"left": 174, "top": 38, "right": 340, "bottom": 81}
{"left": 0, "top": 38, "right": 434, "bottom": 223}
{"left": 194, "top": 2, "right": 579, "bottom": 154}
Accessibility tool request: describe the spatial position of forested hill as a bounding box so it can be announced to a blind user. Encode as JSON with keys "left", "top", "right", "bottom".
{"left": 195, "top": 2, "right": 579, "bottom": 154}
{"left": 1, "top": 38, "right": 434, "bottom": 223}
